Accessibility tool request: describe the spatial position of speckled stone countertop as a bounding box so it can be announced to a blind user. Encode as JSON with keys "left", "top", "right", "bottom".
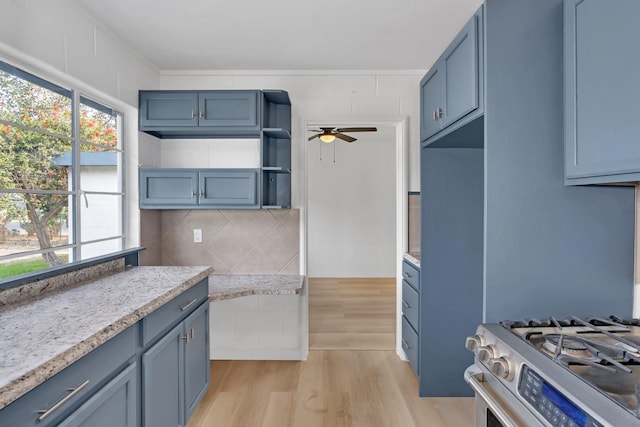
{"left": 404, "top": 252, "right": 421, "bottom": 268}
{"left": 0, "top": 265, "right": 212, "bottom": 410}
{"left": 208, "top": 274, "right": 304, "bottom": 302}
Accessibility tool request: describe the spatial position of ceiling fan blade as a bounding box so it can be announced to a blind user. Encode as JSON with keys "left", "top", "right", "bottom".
{"left": 335, "top": 127, "right": 377, "bottom": 133}
{"left": 308, "top": 129, "right": 323, "bottom": 133}
{"left": 308, "top": 134, "right": 321, "bottom": 141}
{"left": 334, "top": 133, "right": 357, "bottom": 143}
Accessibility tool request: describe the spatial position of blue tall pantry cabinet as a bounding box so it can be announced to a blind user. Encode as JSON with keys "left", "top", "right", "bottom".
{"left": 417, "top": 0, "right": 635, "bottom": 397}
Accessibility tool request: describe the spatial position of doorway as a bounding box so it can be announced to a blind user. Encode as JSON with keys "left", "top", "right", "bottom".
{"left": 301, "top": 119, "right": 408, "bottom": 353}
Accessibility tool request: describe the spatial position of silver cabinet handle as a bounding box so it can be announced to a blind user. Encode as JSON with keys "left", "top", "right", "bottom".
{"left": 437, "top": 107, "right": 444, "bottom": 119}
{"left": 403, "top": 271, "right": 412, "bottom": 278}
{"left": 432, "top": 110, "right": 437, "bottom": 121}
{"left": 199, "top": 190, "right": 205, "bottom": 198}
{"left": 192, "top": 190, "right": 197, "bottom": 198}
{"left": 191, "top": 111, "right": 196, "bottom": 119}
{"left": 182, "top": 328, "right": 195, "bottom": 343}
{"left": 402, "top": 338, "right": 411, "bottom": 350}
{"left": 37, "top": 380, "right": 90, "bottom": 421}
{"left": 180, "top": 298, "right": 198, "bottom": 312}
{"left": 199, "top": 110, "right": 204, "bottom": 120}
{"left": 402, "top": 300, "right": 411, "bottom": 309}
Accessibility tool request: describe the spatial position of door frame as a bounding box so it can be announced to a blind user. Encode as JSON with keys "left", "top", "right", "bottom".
{"left": 299, "top": 115, "right": 409, "bottom": 360}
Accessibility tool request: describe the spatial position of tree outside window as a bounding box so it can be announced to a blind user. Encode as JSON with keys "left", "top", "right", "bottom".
{"left": 0, "top": 62, "right": 124, "bottom": 279}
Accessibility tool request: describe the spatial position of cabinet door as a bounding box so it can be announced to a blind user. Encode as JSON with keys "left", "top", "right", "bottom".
{"left": 139, "top": 170, "right": 198, "bottom": 208}
{"left": 198, "top": 91, "right": 259, "bottom": 128}
{"left": 441, "top": 12, "right": 480, "bottom": 129}
{"left": 140, "top": 92, "right": 198, "bottom": 128}
{"left": 199, "top": 170, "right": 258, "bottom": 207}
{"left": 183, "top": 303, "right": 210, "bottom": 422}
{"left": 564, "top": 0, "right": 640, "bottom": 182}
{"left": 420, "top": 64, "right": 443, "bottom": 141}
{"left": 401, "top": 317, "right": 419, "bottom": 376}
{"left": 57, "top": 364, "right": 138, "bottom": 427}
{"left": 142, "top": 323, "right": 185, "bottom": 427}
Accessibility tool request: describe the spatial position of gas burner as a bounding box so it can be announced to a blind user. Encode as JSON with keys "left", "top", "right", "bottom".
{"left": 542, "top": 334, "right": 591, "bottom": 358}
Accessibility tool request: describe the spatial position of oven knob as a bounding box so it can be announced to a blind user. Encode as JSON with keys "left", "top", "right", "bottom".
{"left": 477, "top": 345, "right": 498, "bottom": 363}
{"left": 489, "top": 356, "right": 514, "bottom": 381}
{"left": 465, "top": 335, "right": 485, "bottom": 353}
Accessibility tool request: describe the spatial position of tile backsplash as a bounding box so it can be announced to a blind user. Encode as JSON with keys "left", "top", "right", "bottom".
{"left": 140, "top": 209, "right": 300, "bottom": 275}
{"left": 408, "top": 193, "right": 420, "bottom": 253}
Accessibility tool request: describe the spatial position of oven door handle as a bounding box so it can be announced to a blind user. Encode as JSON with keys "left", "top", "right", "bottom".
{"left": 465, "top": 367, "right": 519, "bottom": 427}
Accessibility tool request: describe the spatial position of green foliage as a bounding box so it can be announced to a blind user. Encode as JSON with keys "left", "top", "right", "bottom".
{"left": 0, "top": 68, "right": 118, "bottom": 266}
{"left": 0, "top": 254, "right": 70, "bottom": 279}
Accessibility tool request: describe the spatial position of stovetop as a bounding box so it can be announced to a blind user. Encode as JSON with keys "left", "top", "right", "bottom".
{"left": 504, "top": 316, "right": 640, "bottom": 418}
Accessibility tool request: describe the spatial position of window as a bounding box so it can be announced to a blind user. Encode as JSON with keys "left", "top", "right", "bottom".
{"left": 0, "top": 61, "right": 125, "bottom": 280}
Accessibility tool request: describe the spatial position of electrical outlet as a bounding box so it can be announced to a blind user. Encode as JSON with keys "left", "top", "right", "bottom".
{"left": 193, "top": 228, "right": 203, "bottom": 243}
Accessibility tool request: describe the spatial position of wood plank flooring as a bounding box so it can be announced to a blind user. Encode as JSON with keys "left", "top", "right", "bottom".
{"left": 309, "top": 278, "right": 396, "bottom": 350}
{"left": 187, "top": 277, "right": 474, "bottom": 426}
{"left": 187, "top": 351, "right": 475, "bottom": 427}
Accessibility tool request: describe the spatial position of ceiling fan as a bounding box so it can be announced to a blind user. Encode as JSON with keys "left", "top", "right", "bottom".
{"left": 307, "top": 127, "right": 377, "bottom": 143}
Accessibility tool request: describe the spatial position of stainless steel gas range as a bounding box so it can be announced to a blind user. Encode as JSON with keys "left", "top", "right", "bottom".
{"left": 464, "top": 317, "right": 640, "bottom": 427}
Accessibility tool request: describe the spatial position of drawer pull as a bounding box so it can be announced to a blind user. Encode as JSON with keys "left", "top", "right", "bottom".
{"left": 402, "top": 300, "right": 411, "bottom": 309}
{"left": 402, "top": 338, "right": 411, "bottom": 350}
{"left": 37, "top": 380, "right": 90, "bottom": 421}
{"left": 189, "top": 328, "right": 195, "bottom": 340}
{"left": 403, "top": 271, "right": 412, "bottom": 278}
{"left": 180, "top": 298, "right": 198, "bottom": 312}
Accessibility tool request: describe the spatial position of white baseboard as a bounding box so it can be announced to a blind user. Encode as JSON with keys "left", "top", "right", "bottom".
{"left": 211, "top": 349, "right": 306, "bottom": 361}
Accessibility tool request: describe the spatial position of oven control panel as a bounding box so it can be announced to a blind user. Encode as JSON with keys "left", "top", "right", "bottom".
{"left": 518, "top": 366, "right": 603, "bottom": 427}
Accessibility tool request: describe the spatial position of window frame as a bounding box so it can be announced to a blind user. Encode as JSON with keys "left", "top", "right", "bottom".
{"left": 0, "top": 59, "right": 127, "bottom": 283}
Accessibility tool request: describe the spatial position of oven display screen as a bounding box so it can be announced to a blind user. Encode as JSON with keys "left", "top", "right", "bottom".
{"left": 541, "top": 383, "right": 586, "bottom": 426}
{"left": 519, "top": 366, "right": 602, "bottom": 427}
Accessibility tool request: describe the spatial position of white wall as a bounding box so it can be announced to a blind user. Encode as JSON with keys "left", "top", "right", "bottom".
{"left": 308, "top": 126, "right": 396, "bottom": 277}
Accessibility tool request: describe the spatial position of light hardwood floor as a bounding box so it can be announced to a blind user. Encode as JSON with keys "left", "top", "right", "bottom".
{"left": 187, "top": 351, "right": 475, "bottom": 427}
{"left": 309, "top": 278, "right": 396, "bottom": 350}
{"left": 187, "top": 277, "right": 475, "bottom": 426}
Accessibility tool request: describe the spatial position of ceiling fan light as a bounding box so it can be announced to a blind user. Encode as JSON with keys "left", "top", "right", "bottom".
{"left": 319, "top": 134, "right": 336, "bottom": 143}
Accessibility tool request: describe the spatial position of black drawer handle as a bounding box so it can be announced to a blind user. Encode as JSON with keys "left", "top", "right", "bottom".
{"left": 402, "top": 300, "right": 411, "bottom": 309}
{"left": 402, "top": 338, "right": 411, "bottom": 350}
{"left": 37, "top": 380, "right": 90, "bottom": 421}
{"left": 180, "top": 298, "right": 198, "bottom": 312}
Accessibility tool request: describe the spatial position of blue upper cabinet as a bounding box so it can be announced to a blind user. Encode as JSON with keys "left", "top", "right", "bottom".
{"left": 564, "top": 0, "right": 640, "bottom": 184}
{"left": 199, "top": 170, "right": 259, "bottom": 208}
{"left": 139, "top": 168, "right": 260, "bottom": 209}
{"left": 139, "top": 90, "right": 260, "bottom": 138}
{"left": 199, "top": 91, "right": 259, "bottom": 128}
{"left": 421, "top": 7, "right": 483, "bottom": 143}
{"left": 420, "top": 66, "right": 442, "bottom": 141}
{"left": 139, "top": 92, "right": 199, "bottom": 128}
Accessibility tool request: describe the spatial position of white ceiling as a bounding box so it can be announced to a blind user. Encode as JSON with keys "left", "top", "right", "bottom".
{"left": 74, "top": 0, "right": 483, "bottom": 71}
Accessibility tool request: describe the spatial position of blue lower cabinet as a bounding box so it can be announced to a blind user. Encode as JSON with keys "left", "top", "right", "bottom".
{"left": 142, "top": 301, "right": 210, "bottom": 427}
{"left": 402, "top": 317, "right": 419, "bottom": 375}
{"left": 143, "top": 322, "right": 184, "bottom": 427}
{"left": 184, "top": 303, "right": 210, "bottom": 421}
{"left": 58, "top": 363, "right": 138, "bottom": 427}
{"left": 0, "top": 326, "right": 137, "bottom": 427}
{"left": 0, "top": 281, "right": 210, "bottom": 427}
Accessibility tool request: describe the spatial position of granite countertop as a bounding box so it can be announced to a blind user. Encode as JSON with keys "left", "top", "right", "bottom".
{"left": 404, "top": 252, "right": 421, "bottom": 268}
{"left": 208, "top": 274, "right": 304, "bottom": 302}
{"left": 0, "top": 265, "right": 212, "bottom": 410}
